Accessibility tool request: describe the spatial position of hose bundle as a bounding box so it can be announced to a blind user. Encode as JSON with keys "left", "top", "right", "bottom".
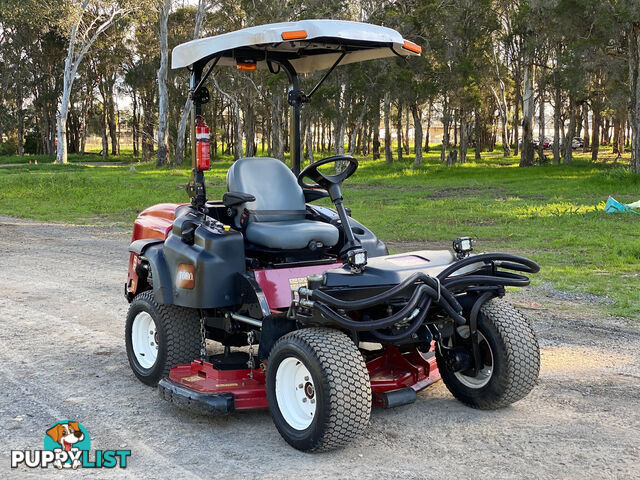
{"left": 305, "top": 253, "right": 539, "bottom": 342}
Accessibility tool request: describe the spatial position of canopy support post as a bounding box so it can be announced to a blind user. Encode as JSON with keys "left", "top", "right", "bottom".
{"left": 187, "top": 63, "right": 207, "bottom": 209}
{"left": 281, "top": 61, "right": 302, "bottom": 176}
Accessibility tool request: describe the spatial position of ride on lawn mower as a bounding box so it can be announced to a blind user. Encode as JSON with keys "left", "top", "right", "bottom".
{"left": 124, "top": 20, "right": 541, "bottom": 452}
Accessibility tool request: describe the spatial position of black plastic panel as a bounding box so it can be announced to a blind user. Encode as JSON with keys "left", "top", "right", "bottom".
{"left": 162, "top": 208, "right": 246, "bottom": 308}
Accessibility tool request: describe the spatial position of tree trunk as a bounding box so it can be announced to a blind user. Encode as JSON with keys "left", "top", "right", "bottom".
{"left": 411, "top": 103, "right": 423, "bottom": 166}
{"left": 424, "top": 99, "right": 432, "bottom": 152}
{"left": 384, "top": 92, "right": 392, "bottom": 163}
{"left": 520, "top": 59, "right": 535, "bottom": 167}
{"left": 591, "top": 105, "right": 601, "bottom": 161}
{"left": 106, "top": 76, "right": 118, "bottom": 155}
{"left": 538, "top": 81, "right": 545, "bottom": 161}
{"left": 333, "top": 82, "right": 346, "bottom": 156}
{"left": 564, "top": 96, "right": 576, "bottom": 164}
{"left": 244, "top": 103, "right": 256, "bottom": 157}
{"left": 56, "top": 71, "right": 72, "bottom": 164}
{"left": 582, "top": 104, "right": 590, "bottom": 152}
{"left": 396, "top": 102, "right": 403, "bottom": 161}
{"left": 349, "top": 98, "right": 369, "bottom": 156}
{"left": 513, "top": 66, "right": 522, "bottom": 157}
{"left": 305, "top": 115, "right": 314, "bottom": 163}
{"left": 16, "top": 83, "right": 24, "bottom": 156}
{"left": 441, "top": 98, "right": 450, "bottom": 163}
{"left": 553, "top": 85, "right": 561, "bottom": 164}
{"left": 272, "top": 93, "right": 284, "bottom": 160}
{"left": 132, "top": 90, "right": 139, "bottom": 157}
{"left": 474, "top": 111, "right": 481, "bottom": 161}
{"left": 629, "top": 25, "right": 640, "bottom": 172}
{"left": 156, "top": 0, "right": 171, "bottom": 166}
{"left": 372, "top": 96, "right": 381, "bottom": 160}
{"left": 403, "top": 106, "right": 410, "bottom": 155}
{"left": 613, "top": 119, "right": 621, "bottom": 156}
{"left": 459, "top": 109, "right": 468, "bottom": 164}
{"left": 453, "top": 110, "right": 458, "bottom": 146}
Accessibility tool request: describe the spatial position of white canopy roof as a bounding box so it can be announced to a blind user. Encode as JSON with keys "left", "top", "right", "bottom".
{"left": 171, "top": 19, "right": 421, "bottom": 73}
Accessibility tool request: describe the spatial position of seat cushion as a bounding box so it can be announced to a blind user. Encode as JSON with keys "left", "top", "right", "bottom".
{"left": 246, "top": 220, "right": 339, "bottom": 250}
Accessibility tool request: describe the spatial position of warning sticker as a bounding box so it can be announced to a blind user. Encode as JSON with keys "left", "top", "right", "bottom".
{"left": 288, "top": 276, "right": 307, "bottom": 291}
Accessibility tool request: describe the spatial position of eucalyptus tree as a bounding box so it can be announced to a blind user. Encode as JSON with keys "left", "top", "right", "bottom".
{"left": 55, "top": 0, "right": 130, "bottom": 164}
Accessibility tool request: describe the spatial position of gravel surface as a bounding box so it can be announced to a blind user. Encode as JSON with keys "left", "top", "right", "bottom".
{"left": 1, "top": 216, "right": 639, "bottom": 479}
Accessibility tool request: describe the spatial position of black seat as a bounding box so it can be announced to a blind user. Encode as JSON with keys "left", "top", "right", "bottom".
{"left": 226, "top": 157, "right": 339, "bottom": 250}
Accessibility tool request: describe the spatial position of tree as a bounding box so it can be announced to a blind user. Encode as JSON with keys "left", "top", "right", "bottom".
{"left": 156, "top": 0, "right": 171, "bottom": 166}
{"left": 56, "top": 0, "right": 127, "bottom": 164}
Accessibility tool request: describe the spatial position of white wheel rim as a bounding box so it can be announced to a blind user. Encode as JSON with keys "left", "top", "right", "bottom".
{"left": 453, "top": 327, "right": 494, "bottom": 389}
{"left": 132, "top": 312, "right": 158, "bottom": 369}
{"left": 275, "top": 357, "right": 317, "bottom": 430}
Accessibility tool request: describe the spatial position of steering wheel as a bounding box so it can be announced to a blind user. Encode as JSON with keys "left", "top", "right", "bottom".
{"left": 298, "top": 155, "right": 358, "bottom": 190}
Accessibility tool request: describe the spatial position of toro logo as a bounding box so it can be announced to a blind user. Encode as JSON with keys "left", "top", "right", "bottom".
{"left": 10, "top": 420, "right": 131, "bottom": 469}
{"left": 177, "top": 264, "right": 195, "bottom": 289}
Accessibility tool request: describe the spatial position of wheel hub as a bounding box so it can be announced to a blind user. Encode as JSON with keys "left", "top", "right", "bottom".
{"left": 304, "top": 382, "right": 314, "bottom": 399}
{"left": 452, "top": 327, "right": 494, "bottom": 389}
{"left": 131, "top": 311, "right": 158, "bottom": 369}
{"left": 275, "top": 357, "right": 317, "bottom": 430}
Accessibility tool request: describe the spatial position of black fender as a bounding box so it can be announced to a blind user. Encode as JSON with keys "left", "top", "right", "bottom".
{"left": 139, "top": 242, "right": 174, "bottom": 305}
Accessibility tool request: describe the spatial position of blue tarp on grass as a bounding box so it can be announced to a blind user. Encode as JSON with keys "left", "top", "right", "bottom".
{"left": 605, "top": 196, "right": 640, "bottom": 215}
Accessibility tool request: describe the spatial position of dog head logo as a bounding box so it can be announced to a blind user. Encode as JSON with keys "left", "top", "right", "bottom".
{"left": 44, "top": 421, "right": 90, "bottom": 469}
{"left": 176, "top": 264, "right": 195, "bottom": 289}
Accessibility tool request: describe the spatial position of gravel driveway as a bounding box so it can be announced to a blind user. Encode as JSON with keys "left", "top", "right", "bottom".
{"left": 1, "top": 216, "right": 638, "bottom": 479}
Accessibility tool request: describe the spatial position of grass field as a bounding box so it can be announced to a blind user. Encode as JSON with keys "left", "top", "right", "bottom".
{"left": 1, "top": 147, "right": 639, "bottom": 319}
{"left": 0, "top": 150, "right": 139, "bottom": 165}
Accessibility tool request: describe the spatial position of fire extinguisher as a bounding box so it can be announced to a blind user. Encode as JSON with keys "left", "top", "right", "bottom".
{"left": 195, "top": 115, "right": 211, "bottom": 171}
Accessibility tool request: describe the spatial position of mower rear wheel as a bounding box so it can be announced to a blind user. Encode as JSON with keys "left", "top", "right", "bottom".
{"left": 125, "top": 291, "right": 201, "bottom": 386}
{"left": 436, "top": 298, "right": 540, "bottom": 409}
{"left": 266, "top": 328, "right": 371, "bottom": 452}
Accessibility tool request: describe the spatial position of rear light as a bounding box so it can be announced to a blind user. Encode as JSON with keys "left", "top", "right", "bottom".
{"left": 281, "top": 30, "right": 307, "bottom": 41}
{"left": 237, "top": 60, "right": 257, "bottom": 71}
{"left": 402, "top": 40, "right": 422, "bottom": 54}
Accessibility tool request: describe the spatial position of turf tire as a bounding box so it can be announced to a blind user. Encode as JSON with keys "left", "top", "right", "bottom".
{"left": 125, "top": 291, "right": 201, "bottom": 386}
{"left": 266, "top": 328, "right": 371, "bottom": 452}
{"left": 436, "top": 298, "right": 540, "bottom": 409}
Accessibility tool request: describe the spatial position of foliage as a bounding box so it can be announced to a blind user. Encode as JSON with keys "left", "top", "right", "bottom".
{"left": 0, "top": 149, "right": 638, "bottom": 319}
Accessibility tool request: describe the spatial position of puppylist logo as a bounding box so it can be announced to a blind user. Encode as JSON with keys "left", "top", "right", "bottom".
{"left": 10, "top": 421, "right": 131, "bottom": 470}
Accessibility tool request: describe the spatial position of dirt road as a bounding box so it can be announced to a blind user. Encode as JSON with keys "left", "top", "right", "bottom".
{"left": 1, "top": 216, "right": 639, "bottom": 479}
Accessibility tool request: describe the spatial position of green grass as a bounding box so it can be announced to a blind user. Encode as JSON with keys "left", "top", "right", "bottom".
{"left": 0, "top": 149, "right": 140, "bottom": 165}
{"left": 1, "top": 146, "right": 639, "bottom": 319}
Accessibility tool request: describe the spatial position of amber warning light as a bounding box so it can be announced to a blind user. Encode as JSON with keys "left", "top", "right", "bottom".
{"left": 237, "top": 60, "right": 257, "bottom": 71}
{"left": 281, "top": 30, "right": 308, "bottom": 41}
{"left": 402, "top": 40, "right": 422, "bottom": 54}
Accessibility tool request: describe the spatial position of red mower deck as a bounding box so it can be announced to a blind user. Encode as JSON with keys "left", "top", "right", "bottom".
{"left": 159, "top": 346, "right": 440, "bottom": 414}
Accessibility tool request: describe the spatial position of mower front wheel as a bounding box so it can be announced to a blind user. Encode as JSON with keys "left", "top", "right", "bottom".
{"left": 436, "top": 298, "right": 540, "bottom": 409}
{"left": 266, "top": 328, "right": 371, "bottom": 452}
{"left": 125, "top": 291, "right": 201, "bottom": 386}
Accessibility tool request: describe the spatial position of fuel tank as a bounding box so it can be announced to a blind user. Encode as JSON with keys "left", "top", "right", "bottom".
{"left": 161, "top": 208, "right": 246, "bottom": 308}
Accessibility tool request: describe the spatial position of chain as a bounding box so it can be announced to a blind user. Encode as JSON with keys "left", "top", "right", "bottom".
{"left": 200, "top": 315, "right": 207, "bottom": 360}
{"left": 247, "top": 331, "right": 255, "bottom": 378}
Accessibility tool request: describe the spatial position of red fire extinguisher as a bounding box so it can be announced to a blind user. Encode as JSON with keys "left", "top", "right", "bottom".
{"left": 196, "top": 115, "right": 211, "bottom": 171}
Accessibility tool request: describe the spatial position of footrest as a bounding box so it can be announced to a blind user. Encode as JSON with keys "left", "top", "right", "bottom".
{"left": 379, "top": 387, "right": 417, "bottom": 409}
{"left": 158, "top": 378, "right": 235, "bottom": 415}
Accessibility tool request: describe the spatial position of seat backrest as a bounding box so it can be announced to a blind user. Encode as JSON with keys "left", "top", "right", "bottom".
{"left": 226, "top": 157, "right": 307, "bottom": 224}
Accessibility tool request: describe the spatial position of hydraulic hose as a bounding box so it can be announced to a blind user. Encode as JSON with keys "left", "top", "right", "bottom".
{"left": 299, "top": 252, "right": 538, "bottom": 339}
{"left": 371, "top": 298, "right": 433, "bottom": 342}
{"left": 310, "top": 271, "right": 461, "bottom": 313}
{"left": 437, "top": 253, "right": 539, "bottom": 280}
{"left": 314, "top": 284, "right": 431, "bottom": 331}
{"left": 442, "top": 271, "right": 531, "bottom": 290}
